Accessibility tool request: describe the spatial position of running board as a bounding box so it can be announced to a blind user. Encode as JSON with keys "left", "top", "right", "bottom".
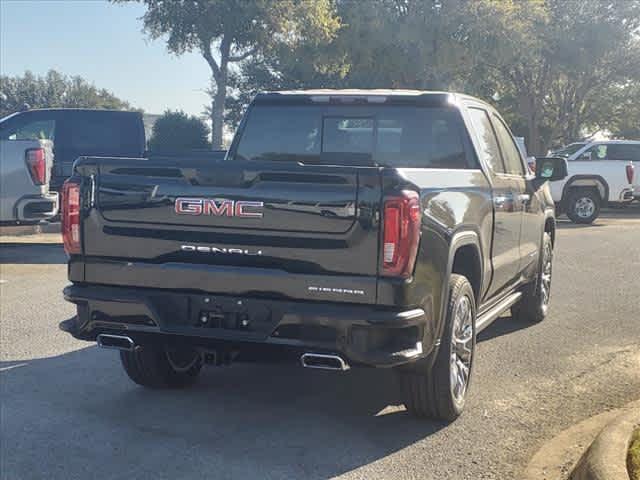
{"left": 476, "top": 291, "right": 522, "bottom": 333}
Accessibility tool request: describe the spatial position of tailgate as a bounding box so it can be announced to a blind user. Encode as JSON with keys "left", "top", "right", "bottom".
{"left": 80, "top": 158, "right": 382, "bottom": 303}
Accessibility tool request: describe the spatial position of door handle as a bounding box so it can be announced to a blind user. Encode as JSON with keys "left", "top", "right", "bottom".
{"left": 494, "top": 194, "right": 512, "bottom": 208}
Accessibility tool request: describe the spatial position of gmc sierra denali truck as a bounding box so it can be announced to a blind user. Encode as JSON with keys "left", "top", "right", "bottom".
{"left": 59, "top": 90, "right": 567, "bottom": 421}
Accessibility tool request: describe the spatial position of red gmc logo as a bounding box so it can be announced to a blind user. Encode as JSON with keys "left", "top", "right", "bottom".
{"left": 174, "top": 197, "right": 263, "bottom": 218}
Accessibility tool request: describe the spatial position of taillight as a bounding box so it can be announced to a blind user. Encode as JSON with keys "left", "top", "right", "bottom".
{"left": 62, "top": 179, "right": 81, "bottom": 254}
{"left": 626, "top": 164, "right": 635, "bottom": 184}
{"left": 25, "top": 148, "right": 46, "bottom": 185}
{"left": 382, "top": 191, "right": 421, "bottom": 278}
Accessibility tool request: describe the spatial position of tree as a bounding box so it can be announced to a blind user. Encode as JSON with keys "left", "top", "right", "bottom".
{"left": 587, "top": 82, "right": 640, "bottom": 140}
{"left": 466, "top": 0, "right": 640, "bottom": 154}
{"left": 0, "top": 70, "right": 133, "bottom": 118}
{"left": 147, "top": 110, "right": 210, "bottom": 152}
{"left": 226, "top": 0, "right": 476, "bottom": 128}
{"left": 115, "top": 0, "right": 341, "bottom": 149}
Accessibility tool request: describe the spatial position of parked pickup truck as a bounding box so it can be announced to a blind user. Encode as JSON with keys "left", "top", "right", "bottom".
{"left": 59, "top": 90, "right": 566, "bottom": 421}
{"left": 0, "top": 114, "right": 58, "bottom": 224}
{"left": 549, "top": 140, "right": 638, "bottom": 223}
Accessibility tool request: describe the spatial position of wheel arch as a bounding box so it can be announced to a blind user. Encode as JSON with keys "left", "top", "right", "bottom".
{"left": 447, "top": 231, "right": 483, "bottom": 307}
{"left": 561, "top": 175, "right": 609, "bottom": 204}
{"left": 423, "top": 230, "right": 483, "bottom": 378}
{"left": 543, "top": 211, "right": 556, "bottom": 246}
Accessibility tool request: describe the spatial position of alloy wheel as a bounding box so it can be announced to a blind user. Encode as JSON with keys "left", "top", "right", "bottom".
{"left": 450, "top": 295, "right": 473, "bottom": 403}
{"left": 574, "top": 197, "right": 595, "bottom": 219}
{"left": 540, "top": 241, "right": 553, "bottom": 311}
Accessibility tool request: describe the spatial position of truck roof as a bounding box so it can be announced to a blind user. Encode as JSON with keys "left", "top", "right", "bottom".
{"left": 582, "top": 139, "right": 640, "bottom": 145}
{"left": 19, "top": 108, "right": 141, "bottom": 114}
{"left": 255, "top": 89, "right": 487, "bottom": 106}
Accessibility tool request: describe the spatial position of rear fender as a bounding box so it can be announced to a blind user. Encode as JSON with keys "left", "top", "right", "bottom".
{"left": 438, "top": 230, "right": 483, "bottom": 344}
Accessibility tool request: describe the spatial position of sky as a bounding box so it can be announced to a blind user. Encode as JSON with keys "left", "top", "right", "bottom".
{"left": 0, "top": 0, "right": 211, "bottom": 116}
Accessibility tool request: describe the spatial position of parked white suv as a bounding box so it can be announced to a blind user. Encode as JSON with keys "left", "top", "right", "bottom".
{"left": 550, "top": 140, "right": 638, "bottom": 223}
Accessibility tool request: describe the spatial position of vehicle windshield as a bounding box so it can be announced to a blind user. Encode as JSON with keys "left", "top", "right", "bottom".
{"left": 232, "top": 104, "right": 474, "bottom": 168}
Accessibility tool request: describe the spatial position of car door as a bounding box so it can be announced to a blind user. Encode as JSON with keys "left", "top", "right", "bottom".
{"left": 490, "top": 114, "right": 544, "bottom": 276}
{"left": 467, "top": 107, "right": 523, "bottom": 300}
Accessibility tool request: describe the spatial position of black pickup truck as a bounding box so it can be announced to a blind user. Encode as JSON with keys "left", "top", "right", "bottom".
{"left": 60, "top": 90, "right": 567, "bottom": 421}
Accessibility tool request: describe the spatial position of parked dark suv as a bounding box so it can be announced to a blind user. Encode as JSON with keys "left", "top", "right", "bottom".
{"left": 59, "top": 90, "right": 567, "bottom": 421}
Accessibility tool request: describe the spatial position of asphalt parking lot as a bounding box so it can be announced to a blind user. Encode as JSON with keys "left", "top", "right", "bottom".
{"left": 1, "top": 207, "right": 639, "bottom": 480}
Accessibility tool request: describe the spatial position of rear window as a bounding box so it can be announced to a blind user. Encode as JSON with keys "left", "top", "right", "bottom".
{"left": 232, "top": 105, "right": 473, "bottom": 168}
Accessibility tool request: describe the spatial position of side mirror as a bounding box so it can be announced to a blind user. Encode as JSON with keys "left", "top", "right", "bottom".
{"left": 533, "top": 156, "right": 568, "bottom": 188}
{"left": 580, "top": 151, "right": 592, "bottom": 160}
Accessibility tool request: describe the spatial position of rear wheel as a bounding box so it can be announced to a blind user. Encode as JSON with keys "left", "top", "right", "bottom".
{"left": 120, "top": 344, "right": 202, "bottom": 388}
{"left": 397, "top": 274, "right": 476, "bottom": 421}
{"left": 565, "top": 188, "right": 601, "bottom": 224}
{"left": 512, "top": 232, "right": 553, "bottom": 323}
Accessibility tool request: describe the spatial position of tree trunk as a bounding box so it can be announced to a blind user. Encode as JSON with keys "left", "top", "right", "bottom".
{"left": 519, "top": 93, "right": 542, "bottom": 156}
{"left": 205, "top": 36, "right": 230, "bottom": 151}
{"left": 528, "top": 117, "right": 541, "bottom": 156}
{"left": 211, "top": 78, "right": 226, "bottom": 150}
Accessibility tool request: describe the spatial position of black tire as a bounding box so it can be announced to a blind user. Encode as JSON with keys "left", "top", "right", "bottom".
{"left": 120, "top": 344, "right": 202, "bottom": 388}
{"left": 565, "top": 188, "right": 601, "bottom": 224}
{"left": 397, "top": 274, "right": 476, "bottom": 422}
{"left": 512, "top": 232, "right": 553, "bottom": 323}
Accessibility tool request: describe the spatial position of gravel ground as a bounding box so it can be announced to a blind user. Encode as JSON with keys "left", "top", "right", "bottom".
{"left": 1, "top": 208, "right": 639, "bottom": 480}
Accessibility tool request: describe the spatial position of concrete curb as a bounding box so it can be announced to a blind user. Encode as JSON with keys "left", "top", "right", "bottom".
{"left": 570, "top": 408, "right": 640, "bottom": 480}
{"left": 524, "top": 400, "right": 640, "bottom": 480}
{"left": 0, "top": 222, "right": 60, "bottom": 236}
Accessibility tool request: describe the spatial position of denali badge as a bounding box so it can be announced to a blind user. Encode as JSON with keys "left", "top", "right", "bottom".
{"left": 181, "top": 245, "right": 263, "bottom": 255}
{"left": 175, "top": 197, "right": 263, "bottom": 218}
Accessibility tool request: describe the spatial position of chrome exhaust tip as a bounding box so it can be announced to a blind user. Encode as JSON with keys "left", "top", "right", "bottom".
{"left": 96, "top": 334, "right": 135, "bottom": 352}
{"left": 300, "top": 353, "right": 350, "bottom": 371}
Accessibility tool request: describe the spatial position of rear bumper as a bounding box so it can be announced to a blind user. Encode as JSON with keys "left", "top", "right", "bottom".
{"left": 61, "top": 284, "right": 432, "bottom": 368}
{"left": 15, "top": 192, "right": 59, "bottom": 222}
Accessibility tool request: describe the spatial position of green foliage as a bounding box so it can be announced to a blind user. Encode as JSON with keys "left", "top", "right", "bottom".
{"left": 147, "top": 110, "right": 210, "bottom": 153}
{"left": 464, "top": 0, "right": 640, "bottom": 152}
{"left": 232, "top": 0, "right": 640, "bottom": 152}
{"left": 118, "top": 0, "right": 640, "bottom": 152}
{"left": 629, "top": 428, "right": 640, "bottom": 480}
{"left": 115, "top": 0, "right": 341, "bottom": 148}
{"left": 0, "top": 70, "right": 133, "bottom": 118}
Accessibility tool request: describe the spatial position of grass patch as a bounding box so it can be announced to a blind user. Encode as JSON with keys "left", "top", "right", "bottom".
{"left": 629, "top": 427, "right": 640, "bottom": 480}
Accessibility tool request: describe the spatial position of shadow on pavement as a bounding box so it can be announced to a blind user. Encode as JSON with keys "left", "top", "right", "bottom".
{"left": 0, "top": 243, "right": 66, "bottom": 264}
{"left": 477, "top": 313, "right": 536, "bottom": 342}
{"left": 1, "top": 346, "right": 447, "bottom": 479}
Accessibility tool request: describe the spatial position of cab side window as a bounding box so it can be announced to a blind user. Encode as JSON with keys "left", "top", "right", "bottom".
{"left": 581, "top": 144, "right": 607, "bottom": 160}
{"left": 468, "top": 108, "right": 505, "bottom": 173}
{"left": 0, "top": 119, "right": 56, "bottom": 141}
{"left": 492, "top": 115, "right": 524, "bottom": 175}
{"left": 606, "top": 144, "right": 640, "bottom": 161}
